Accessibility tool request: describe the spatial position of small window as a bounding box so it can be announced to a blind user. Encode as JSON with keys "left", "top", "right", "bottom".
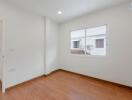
{"left": 96, "top": 39, "right": 104, "bottom": 48}
{"left": 73, "top": 41, "right": 80, "bottom": 48}
{"left": 71, "top": 29, "right": 85, "bottom": 54}
{"left": 70, "top": 25, "right": 106, "bottom": 56}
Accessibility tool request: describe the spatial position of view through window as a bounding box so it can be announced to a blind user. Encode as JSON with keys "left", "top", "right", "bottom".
{"left": 70, "top": 25, "right": 106, "bottom": 56}
{"left": 71, "top": 29, "right": 85, "bottom": 54}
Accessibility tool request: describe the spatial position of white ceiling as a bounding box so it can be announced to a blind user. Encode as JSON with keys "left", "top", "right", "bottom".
{"left": 5, "top": 0, "right": 129, "bottom": 23}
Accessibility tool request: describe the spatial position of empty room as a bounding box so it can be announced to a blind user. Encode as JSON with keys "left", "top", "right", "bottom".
{"left": 0, "top": 0, "right": 132, "bottom": 100}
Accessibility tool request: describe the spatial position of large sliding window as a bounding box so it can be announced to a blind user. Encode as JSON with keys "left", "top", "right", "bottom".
{"left": 70, "top": 25, "right": 106, "bottom": 56}
{"left": 71, "top": 29, "right": 85, "bottom": 55}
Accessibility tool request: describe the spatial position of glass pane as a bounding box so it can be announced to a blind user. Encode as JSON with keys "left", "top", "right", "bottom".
{"left": 86, "top": 26, "right": 106, "bottom": 56}
{"left": 71, "top": 29, "right": 85, "bottom": 55}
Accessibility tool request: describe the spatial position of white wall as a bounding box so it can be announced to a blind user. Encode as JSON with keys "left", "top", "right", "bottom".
{"left": 59, "top": 3, "right": 132, "bottom": 87}
{"left": 0, "top": 1, "right": 45, "bottom": 88}
{"left": 45, "top": 18, "right": 59, "bottom": 74}
{"left": 0, "top": 21, "right": 2, "bottom": 81}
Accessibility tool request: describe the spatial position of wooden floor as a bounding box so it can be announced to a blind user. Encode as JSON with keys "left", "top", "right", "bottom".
{"left": 0, "top": 70, "right": 132, "bottom": 100}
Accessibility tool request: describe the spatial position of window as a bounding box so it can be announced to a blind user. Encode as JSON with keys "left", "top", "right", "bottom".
{"left": 71, "top": 29, "right": 85, "bottom": 54}
{"left": 70, "top": 25, "right": 106, "bottom": 56}
{"left": 73, "top": 41, "right": 80, "bottom": 48}
{"left": 96, "top": 39, "right": 104, "bottom": 48}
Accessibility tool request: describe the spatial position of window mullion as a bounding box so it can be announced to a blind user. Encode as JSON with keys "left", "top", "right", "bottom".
{"left": 84, "top": 29, "right": 87, "bottom": 55}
